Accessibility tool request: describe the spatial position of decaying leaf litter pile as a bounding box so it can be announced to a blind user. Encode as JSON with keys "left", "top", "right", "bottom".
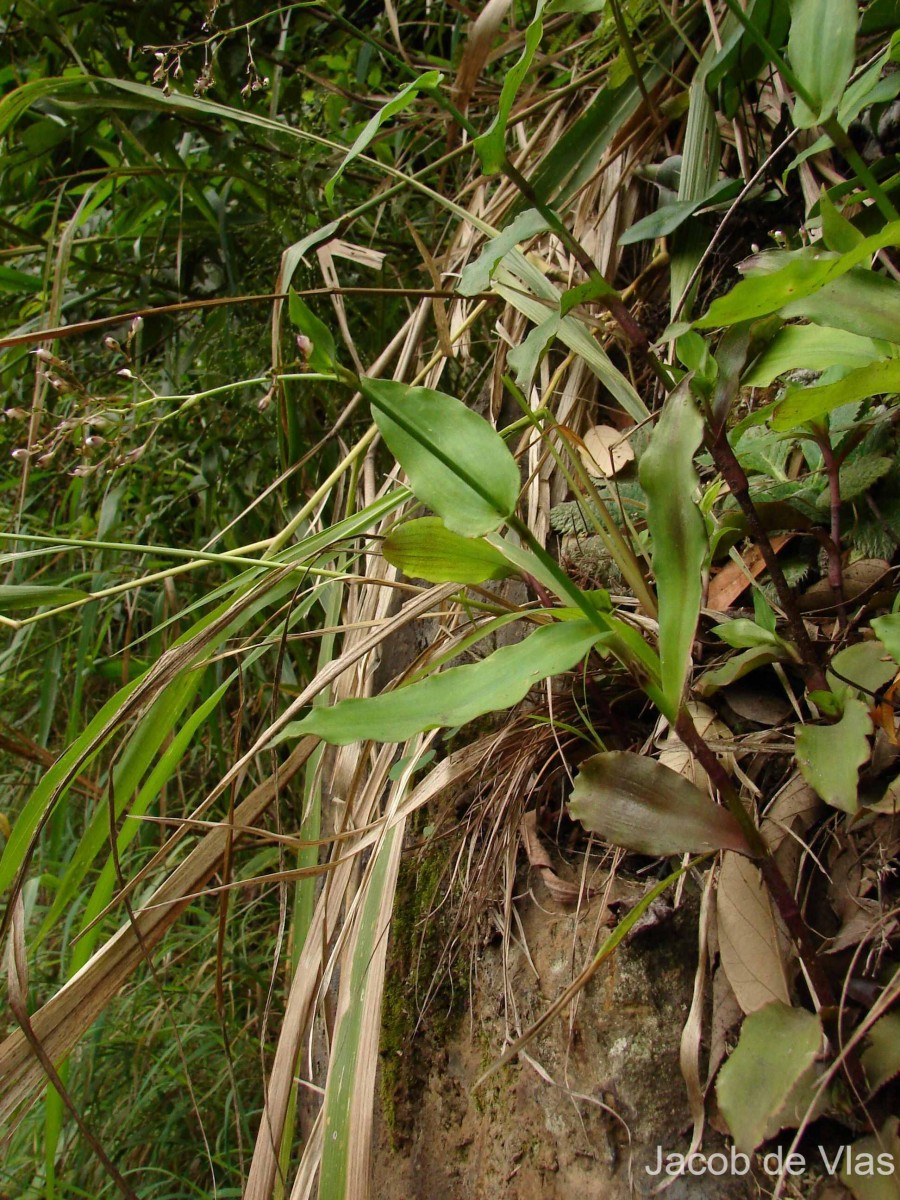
{"left": 1, "top": 0, "right": 900, "bottom": 1196}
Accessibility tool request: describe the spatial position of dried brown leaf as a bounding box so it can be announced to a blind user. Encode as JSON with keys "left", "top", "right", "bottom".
{"left": 707, "top": 535, "right": 793, "bottom": 611}
{"left": 717, "top": 851, "right": 792, "bottom": 1014}
{"left": 579, "top": 424, "right": 634, "bottom": 477}
{"left": 520, "top": 810, "right": 596, "bottom": 905}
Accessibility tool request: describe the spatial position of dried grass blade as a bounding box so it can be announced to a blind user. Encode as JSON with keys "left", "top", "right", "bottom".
{"left": 0, "top": 737, "right": 319, "bottom": 1125}
{"left": 318, "top": 816, "right": 405, "bottom": 1200}
{"left": 245, "top": 748, "right": 483, "bottom": 1200}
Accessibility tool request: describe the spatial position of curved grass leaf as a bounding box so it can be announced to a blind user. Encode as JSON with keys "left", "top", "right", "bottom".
{"left": 717, "top": 1002, "right": 823, "bottom": 1152}
{"left": 639, "top": 380, "right": 707, "bottom": 714}
{"left": 383, "top": 517, "right": 516, "bottom": 583}
{"left": 278, "top": 619, "right": 605, "bottom": 745}
{"left": 362, "top": 378, "right": 520, "bottom": 537}
{"left": 324, "top": 70, "right": 442, "bottom": 204}
{"left": 0, "top": 584, "right": 89, "bottom": 611}
{"left": 569, "top": 751, "right": 751, "bottom": 856}
{"left": 508, "top": 313, "right": 560, "bottom": 390}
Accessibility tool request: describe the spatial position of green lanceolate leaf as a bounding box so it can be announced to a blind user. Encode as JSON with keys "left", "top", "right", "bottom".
{"left": 277, "top": 619, "right": 605, "bottom": 745}
{"left": 711, "top": 619, "right": 788, "bottom": 651}
{"left": 639, "top": 380, "right": 707, "bottom": 715}
{"left": 288, "top": 290, "right": 337, "bottom": 372}
{"left": 781, "top": 270, "right": 900, "bottom": 343}
{"left": 474, "top": 0, "right": 548, "bottom": 174}
{"left": 383, "top": 517, "right": 516, "bottom": 584}
{"left": 324, "top": 70, "right": 442, "bottom": 204}
{"left": 457, "top": 209, "right": 550, "bottom": 296}
{"left": 819, "top": 191, "right": 864, "bottom": 253}
{"left": 559, "top": 274, "right": 616, "bottom": 317}
{"left": 717, "top": 1002, "right": 824, "bottom": 1152}
{"left": 362, "top": 378, "right": 520, "bottom": 537}
{"left": 0, "top": 583, "right": 89, "bottom": 611}
{"left": 695, "top": 222, "right": 900, "bottom": 329}
{"left": 742, "top": 326, "right": 887, "bottom": 387}
{"left": 771, "top": 359, "right": 900, "bottom": 429}
{"left": 508, "top": 313, "right": 560, "bottom": 391}
{"left": 568, "top": 751, "right": 752, "bottom": 856}
{"left": 788, "top": 0, "right": 857, "bottom": 129}
{"left": 795, "top": 697, "right": 873, "bottom": 812}
{"left": 696, "top": 645, "right": 788, "bottom": 695}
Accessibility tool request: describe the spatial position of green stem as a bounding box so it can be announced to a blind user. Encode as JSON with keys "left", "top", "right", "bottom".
{"left": 503, "top": 375, "right": 658, "bottom": 617}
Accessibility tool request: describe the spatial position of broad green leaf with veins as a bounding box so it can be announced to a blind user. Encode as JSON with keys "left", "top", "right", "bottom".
{"left": 277, "top": 620, "right": 608, "bottom": 745}
{"left": 362, "top": 378, "right": 521, "bottom": 538}
{"left": 639, "top": 380, "right": 707, "bottom": 715}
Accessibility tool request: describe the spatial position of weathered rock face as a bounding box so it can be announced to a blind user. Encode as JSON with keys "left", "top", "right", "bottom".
{"left": 372, "top": 891, "right": 761, "bottom": 1200}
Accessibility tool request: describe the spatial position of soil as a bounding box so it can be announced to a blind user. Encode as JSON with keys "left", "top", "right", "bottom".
{"left": 371, "top": 884, "right": 854, "bottom": 1200}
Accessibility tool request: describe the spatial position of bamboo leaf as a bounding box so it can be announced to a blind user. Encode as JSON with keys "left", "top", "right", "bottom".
{"left": 618, "top": 179, "right": 740, "bottom": 246}
{"left": 361, "top": 378, "right": 520, "bottom": 537}
{"left": 324, "top": 70, "right": 442, "bottom": 203}
{"left": 474, "top": 0, "right": 548, "bottom": 174}
{"left": 639, "top": 380, "right": 707, "bottom": 714}
{"left": 568, "top": 751, "right": 751, "bottom": 856}
{"left": 383, "top": 517, "right": 516, "bottom": 584}
{"left": 279, "top": 620, "right": 605, "bottom": 745}
{"left": 318, "top": 818, "right": 405, "bottom": 1200}
{"left": 670, "top": 81, "right": 723, "bottom": 318}
{"left": 0, "top": 739, "right": 320, "bottom": 1126}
